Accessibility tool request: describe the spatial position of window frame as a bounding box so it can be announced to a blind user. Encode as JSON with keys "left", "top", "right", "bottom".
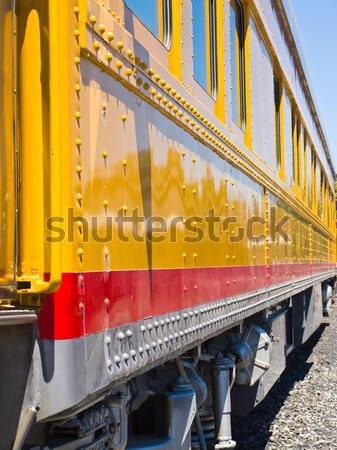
{"left": 162, "top": 0, "right": 172, "bottom": 49}
{"left": 296, "top": 117, "right": 302, "bottom": 194}
{"left": 124, "top": 0, "right": 172, "bottom": 49}
{"left": 209, "top": 0, "right": 218, "bottom": 98}
{"left": 273, "top": 73, "right": 281, "bottom": 169}
{"left": 291, "top": 109, "right": 297, "bottom": 190}
{"left": 192, "top": 0, "right": 218, "bottom": 98}
{"left": 229, "top": 0, "right": 246, "bottom": 130}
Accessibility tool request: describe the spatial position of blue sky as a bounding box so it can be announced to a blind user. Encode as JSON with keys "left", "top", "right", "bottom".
{"left": 291, "top": 0, "right": 337, "bottom": 172}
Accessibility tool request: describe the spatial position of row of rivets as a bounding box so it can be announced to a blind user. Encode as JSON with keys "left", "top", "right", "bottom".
{"left": 74, "top": 4, "right": 84, "bottom": 263}
{"left": 86, "top": 14, "right": 332, "bottom": 239}
{"left": 108, "top": 298, "right": 270, "bottom": 370}
{"left": 84, "top": 12, "right": 333, "bottom": 256}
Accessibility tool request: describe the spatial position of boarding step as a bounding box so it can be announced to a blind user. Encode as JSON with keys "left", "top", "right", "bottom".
{"left": 0, "top": 308, "right": 37, "bottom": 326}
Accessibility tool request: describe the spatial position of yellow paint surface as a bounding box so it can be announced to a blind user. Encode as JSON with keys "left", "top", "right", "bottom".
{"left": 9, "top": 0, "right": 336, "bottom": 296}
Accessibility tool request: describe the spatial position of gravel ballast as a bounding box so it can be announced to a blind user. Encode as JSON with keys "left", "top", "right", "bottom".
{"left": 231, "top": 305, "right": 337, "bottom": 450}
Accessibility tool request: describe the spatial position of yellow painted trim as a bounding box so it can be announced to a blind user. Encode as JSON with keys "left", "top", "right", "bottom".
{"left": 214, "top": 0, "right": 225, "bottom": 122}
{"left": 243, "top": 5, "right": 252, "bottom": 149}
{"left": 263, "top": 188, "right": 268, "bottom": 264}
{"left": 312, "top": 154, "right": 316, "bottom": 213}
{"left": 297, "top": 119, "right": 302, "bottom": 199}
{"left": 1, "top": 5, "right": 16, "bottom": 286}
{"left": 19, "top": 0, "right": 62, "bottom": 294}
{"left": 158, "top": 0, "right": 163, "bottom": 42}
{"left": 321, "top": 178, "right": 325, "bottom": 222}
{"left": 292, "top": 110, "right": 298, "bottom": 195}
{"left": 168, "top": 0, "right": 181, "bottom": 79}
{"left": 315, "top": 157, "right": 319, "bottom": 215}
{"left": 78, "top": 0, "right": 88, "bottom": 48}
{"left": 18, "top": 6, "right": 45, "bottom": 282}
{"left": 42, "top": 0, "right": 62, "bottom": 292}
{"left": 304, "top": 134, "right": 308, "bottom": 205}
{"left": 205, "top": 0, "right": 211, "bottom": 94}
{"left": 278, "top": 79, "right": 285, "bottom": 181}
{"left": 273, "top": 83, "right": 277, "bottom": 169}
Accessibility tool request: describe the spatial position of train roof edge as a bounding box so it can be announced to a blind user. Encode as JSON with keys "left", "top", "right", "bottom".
{"left": 275, "top": 0, "right": 336, "bottom": 180}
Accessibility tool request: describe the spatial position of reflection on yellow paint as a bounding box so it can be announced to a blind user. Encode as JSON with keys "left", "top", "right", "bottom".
{"left": 7, "top": 0, "right": 335, "bottom": 293}
{"left": 0, "top": 1, "right": 15, "bottom": 287}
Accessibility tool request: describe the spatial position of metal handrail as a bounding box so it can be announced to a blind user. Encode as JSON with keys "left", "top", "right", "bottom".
{"left": 18, "top": 0, "right": 62, "bottom": 295}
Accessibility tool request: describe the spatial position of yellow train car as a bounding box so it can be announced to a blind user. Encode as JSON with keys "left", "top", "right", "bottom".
{"left": 0, "top": 0, "right": 336, "bottom": 449}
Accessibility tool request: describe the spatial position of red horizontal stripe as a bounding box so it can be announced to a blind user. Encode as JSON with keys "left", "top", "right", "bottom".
{"left": 38, "top": 263, "right": 335, "bottom": 340}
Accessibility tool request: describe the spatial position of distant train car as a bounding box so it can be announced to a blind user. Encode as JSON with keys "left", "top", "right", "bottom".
{"left": 0, "top": 0, "right": 336, "bottom": 449}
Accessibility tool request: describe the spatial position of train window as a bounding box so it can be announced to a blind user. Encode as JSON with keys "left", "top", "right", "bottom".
{"left": 273, "top": 74, "right": 281, "bottom": 169}
{"left": 125, "top": 0, "right": 172, "bottom": 48}
{"left": 229, "top": 0, "right": 246, "bottom": 129}
{"left": 209, "top": 0, "right": 217, "bottom": 97}
{"left": 192, "top": 0, "right": 218, "bottom": 97}
{"left": 283, "top": 89, "right": 293, "bottom": 187}
{"left": 292, "top": 111, "right": 303, "bottom": 194}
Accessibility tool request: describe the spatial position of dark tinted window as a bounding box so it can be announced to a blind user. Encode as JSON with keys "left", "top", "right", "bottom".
{"left": 229, "top": 0, "right": 246, "bottom": 128}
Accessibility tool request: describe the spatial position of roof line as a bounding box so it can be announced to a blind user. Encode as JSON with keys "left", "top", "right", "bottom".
{"left": 274, "top": 0, "right": 336, "bottom": 179}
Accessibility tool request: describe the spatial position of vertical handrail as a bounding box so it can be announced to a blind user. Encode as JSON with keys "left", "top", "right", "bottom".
{"left": 18, "top": 0, "right": 61, "bottom": 294}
